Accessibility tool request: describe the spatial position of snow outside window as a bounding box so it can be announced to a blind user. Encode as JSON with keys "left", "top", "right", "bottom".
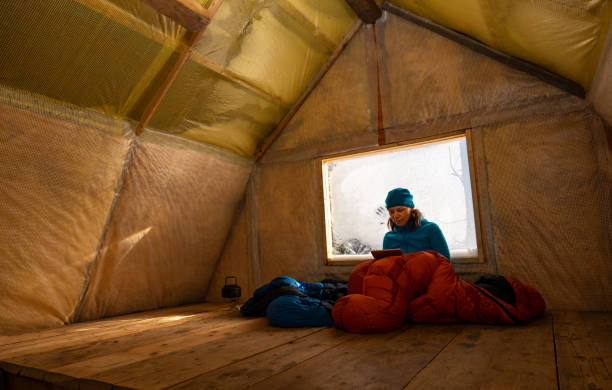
{"left": 322, "top": 136, "right": 478, "bottom": 261}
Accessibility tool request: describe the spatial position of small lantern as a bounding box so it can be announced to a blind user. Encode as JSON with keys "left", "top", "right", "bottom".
{"left": 222, "top": 276, "right": 241, "bottom": 308}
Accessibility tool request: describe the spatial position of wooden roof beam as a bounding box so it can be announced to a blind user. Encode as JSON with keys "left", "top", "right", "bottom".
{"left": 135, "top": 0, "right": 226, "bottom": 135}
{"left": 344, "top": 0, "right": 382, "bottom": 24}
{"left": 142, "top": 0, "right": 211, "bottom": 31}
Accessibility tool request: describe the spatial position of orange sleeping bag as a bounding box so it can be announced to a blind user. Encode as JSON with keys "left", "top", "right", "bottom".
{"left": 333, "top": 251, "right": 546, "bottom": 333}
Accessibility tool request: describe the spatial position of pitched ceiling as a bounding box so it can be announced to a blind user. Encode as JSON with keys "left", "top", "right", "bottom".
{"left": 0, "top": 0, "right": 609, "bottom": 158}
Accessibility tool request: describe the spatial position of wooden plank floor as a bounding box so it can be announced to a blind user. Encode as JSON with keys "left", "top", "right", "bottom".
{"left": 0, "top": 304, "right": 610, "bottom": 390}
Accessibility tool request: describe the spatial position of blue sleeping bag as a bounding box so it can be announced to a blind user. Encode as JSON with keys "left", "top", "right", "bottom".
{"left": 240, "top": 276, "right": 346, "bottom": 327}
{"left": 267, "top": 295, "right": 334, "bottom": 327}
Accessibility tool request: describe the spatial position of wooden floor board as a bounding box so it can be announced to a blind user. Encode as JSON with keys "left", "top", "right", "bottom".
{"left": 89, "top": 324, "right": 324, "bottom": 389}
{"left": 245, "top": 324, "right": 463, "bottom": 390}
{"left": 553, "top": 311, "right": 612, "bottom": 390}
{"left": 4, "top": 310, "right": 251, "bottom": 371}
{"left": 166, "top": 327, "right": 358, "bottom": 390}
{"left": 0, "top": 305, "right": 608, "bottom": 390}
{"left": 0, "top": 304, "right": 224, "bottom": 358}
{"left": 403, "top": 315, "right": 557, "bottom": 390}
{"left": 50, "top": 316, "right": 269, "bottom": 378}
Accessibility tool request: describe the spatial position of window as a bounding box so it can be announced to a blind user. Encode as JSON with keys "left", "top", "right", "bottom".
{"left": 322, "top": 135, "right": 480, "bottom": 263}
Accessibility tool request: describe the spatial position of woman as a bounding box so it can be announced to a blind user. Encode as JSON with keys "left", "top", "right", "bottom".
{"left": 383, "top": 188, "right": 451, "bottom": 260}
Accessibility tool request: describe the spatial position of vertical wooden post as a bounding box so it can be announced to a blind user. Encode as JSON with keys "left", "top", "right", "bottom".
{"left": 373, "top": 23, "right": 385, "bottom": 145}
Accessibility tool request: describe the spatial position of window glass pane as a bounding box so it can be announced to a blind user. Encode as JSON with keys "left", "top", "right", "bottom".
{"left": 324, "top": 137, "right": 477, "bottom": 259}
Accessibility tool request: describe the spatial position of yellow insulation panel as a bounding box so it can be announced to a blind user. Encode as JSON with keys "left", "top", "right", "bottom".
{"left": 390, "top": 0, "right": 612, "bottom": 89}
{"left": 0, "top": 0, "right": 357, "bottom": 157}
{"left": 193, "top": 0, "right": 352, "bottom": 104}
{"left": 269, "top": 25, "right": 373, "bottom": 152}
{"left": 148, "top": 59, "right": 287, "bottom": 157}
{"left": 0, "top": 0, "right": 186, "bottom": 120}
{"left": 284, "top": 0, "right": 358, "bottom": 44}
{"left": 222, "top": 4, "right": 331, "bottom": 105}
{"left": 0, "top": 88, "right": 131, "bottom": 334}
{"left": 149, "top": 0, "right": 357, "bottom": 156}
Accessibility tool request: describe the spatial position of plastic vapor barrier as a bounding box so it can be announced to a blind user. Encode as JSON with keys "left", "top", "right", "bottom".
{"left": 76, "top": 130, "right": 252, "bottom": 321}
{"left": 149, "top": 0, "right": 357, "bottom": 157}
{"left": 0, "top": 88, "right": 131, "bottom": 333}
{"left": 0, "top": 0, "right": 357, "bottom": 158}
{"left": 390, "top": 0, "right": 612, "bottom": 89}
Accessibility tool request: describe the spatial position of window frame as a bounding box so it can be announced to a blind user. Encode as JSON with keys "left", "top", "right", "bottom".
{"left": 319, "top": 131, "right": 488, "bottom": 266}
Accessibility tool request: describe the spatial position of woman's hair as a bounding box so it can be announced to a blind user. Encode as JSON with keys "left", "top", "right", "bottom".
{"left": 387, "top": 208, "right": 422, "bottom": 232}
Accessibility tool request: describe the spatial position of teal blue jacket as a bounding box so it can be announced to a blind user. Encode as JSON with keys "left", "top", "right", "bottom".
{"left": 383, "top": 218, "right": 451, "bottom": 260}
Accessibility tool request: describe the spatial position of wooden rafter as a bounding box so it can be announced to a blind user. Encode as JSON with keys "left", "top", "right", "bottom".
{"left": 135, "top": 0, "right": 227, "bottom": 135}
{"left": 190, "top": 52, "right": 290, "bottom": 108}
{"left": 135, "top": 28, "right": 204, "bottom": 135}
{"left": 142, "top": 0, "right": 209, "bottom": 31}
{"left": 344, "top": 0, "right": 382, "bottom": 24}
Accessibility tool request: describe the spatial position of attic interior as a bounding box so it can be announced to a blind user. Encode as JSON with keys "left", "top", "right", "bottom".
{"left": 1, "top": 0, "right": 611, "bottom": 389}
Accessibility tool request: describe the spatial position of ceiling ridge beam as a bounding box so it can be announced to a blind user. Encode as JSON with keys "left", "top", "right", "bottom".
{"left": 345, "top": 0, "right": 382, "bottom": 24}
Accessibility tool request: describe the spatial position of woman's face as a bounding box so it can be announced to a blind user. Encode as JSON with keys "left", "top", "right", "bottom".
{"left": 388, "top": 206, "right": 411, "bottom": 227}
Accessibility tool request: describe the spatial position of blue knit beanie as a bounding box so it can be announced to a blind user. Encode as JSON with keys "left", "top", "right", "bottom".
{"left": 385, "top": 188, "right": 414, "bottom": 208}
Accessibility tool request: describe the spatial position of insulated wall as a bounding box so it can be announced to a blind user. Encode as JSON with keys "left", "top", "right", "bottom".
{"left": 76, "top": 130, "right": 252, "bottom": 321}
{"left": 212, "top": 11, "right": 612, "bottom": 310}
{"left": 378, "top": 12, "right": 563, "bottom": 134}
{"left": 0, "top": 0, "right": 358, "bottom": 333}
{"left": 0, "top": 88, "right": 131, "bottom": 334}
{"left": 589, "top": 22, "right": 612, "bottom": 125}
{"left": 479, "top": 112, "right": 612, "bottom": 310}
